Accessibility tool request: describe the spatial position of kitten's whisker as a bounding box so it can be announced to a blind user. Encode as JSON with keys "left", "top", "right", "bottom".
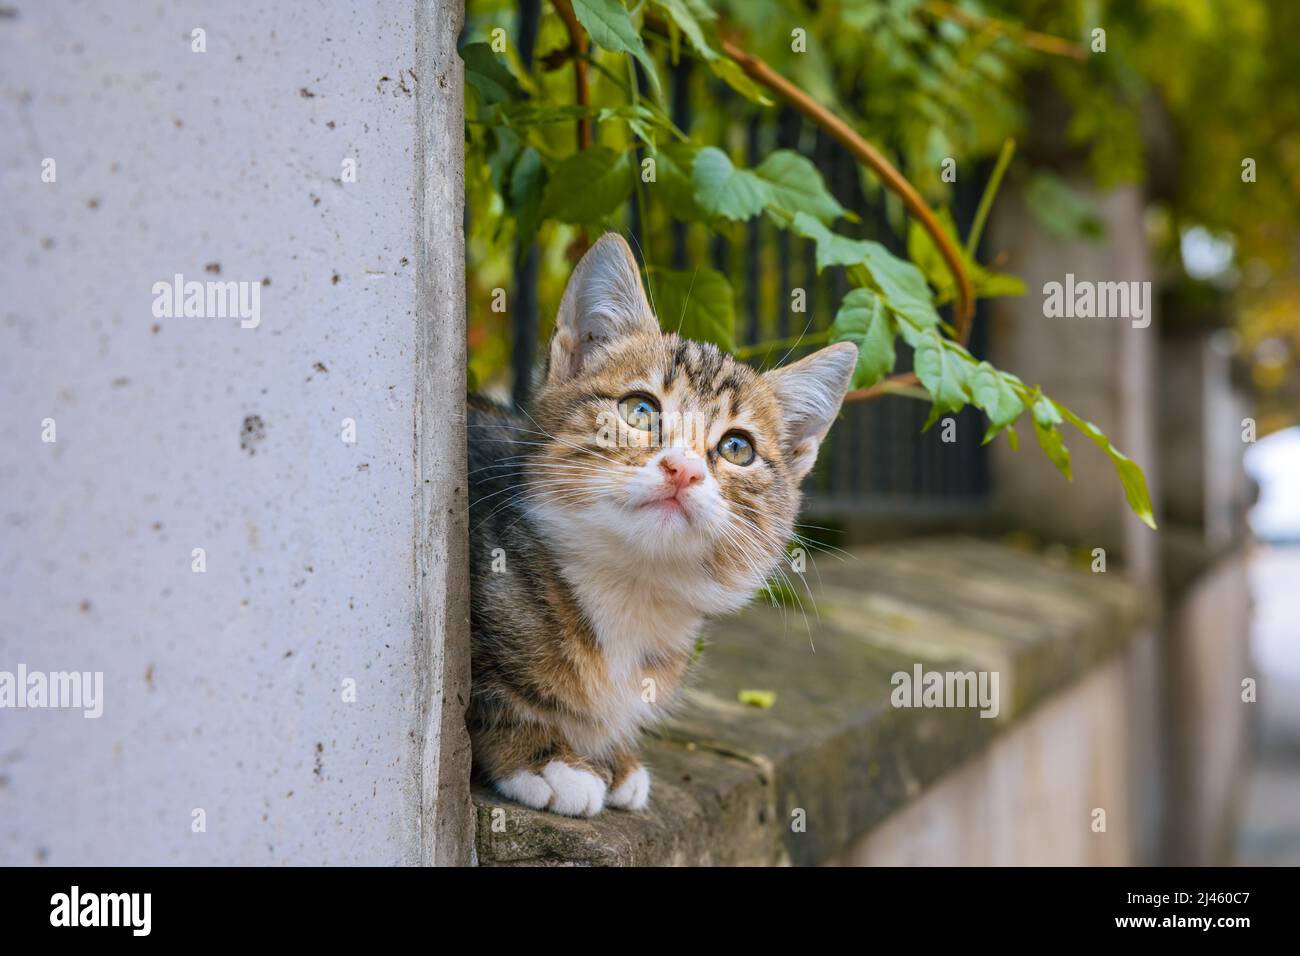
{"left": 467, "top": 477, "right": 617, "bottom": 526}
{"left": 470, "top": 419, "right": 632, "bottom": 471}
{"left": 731, "top": 502, "right": 854, "bottom": 564}
{"left": 514, "top": 405, "right": 630, "bottom": 470}
{"left": 487, "top": 434, "right": 630, "bottom": 471}
{"left": 723, "top": 508, "right": 821, "bottom": 642}
{"left": 773, "top": 313, "right": 821, "bottom": 370}
{"left": 472, "top": 488, "right": 609, "bottom": 533}
{"left": 711, "top": 522, "right": 790, "bottom": 627}
{"left": 495, "top": 486, "right": 609, "bottom": 536}
{"left": 471, "top": 462, "right": 616, "bottom": 483}
{"left": 711, "top": 530, "right": 776, "bottom": 613}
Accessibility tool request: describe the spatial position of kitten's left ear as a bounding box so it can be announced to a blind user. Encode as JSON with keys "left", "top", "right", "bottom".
{"left": 546, "top": 233, "right": 658, "bottom": 383}
{"left": 763, "top": 342, "right": 858, "bottom": 479}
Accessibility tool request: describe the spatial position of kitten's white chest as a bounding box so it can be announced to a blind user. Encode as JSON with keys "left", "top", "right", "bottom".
{"left": 562, "top": 562, "right": 702, "bottom": 756}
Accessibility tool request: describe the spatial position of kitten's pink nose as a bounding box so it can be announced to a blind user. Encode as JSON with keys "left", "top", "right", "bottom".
{"left": 659, "top": 451, "right": 705, "bottom": 493}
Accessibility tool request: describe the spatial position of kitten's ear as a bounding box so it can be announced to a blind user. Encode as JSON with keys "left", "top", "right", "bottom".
{"left": 764, "top": 342, "right": 858, "bottom": 479}
{"left": 546, "top": 233, "right": 658, "bottom": 383}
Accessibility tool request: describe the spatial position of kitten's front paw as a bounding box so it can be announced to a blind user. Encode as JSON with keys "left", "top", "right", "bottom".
{"left": 607, "top": 765, "right": 651, "bottom": 811}
{"left": 541, "top": 760, "right": 607, "bottom": 817}
{"left": 494, "top": 769, "right": 554, "bottom": 810}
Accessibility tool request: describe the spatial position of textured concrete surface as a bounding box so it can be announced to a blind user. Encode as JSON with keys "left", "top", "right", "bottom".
{"left": 473, "top": 537, "right": 1145, "bottom": 866}
{"left": 0, "top": 0, "right": 470, "bottom": 864}
{"left": 414, "top": 0, "right": 473, "bottom": 869}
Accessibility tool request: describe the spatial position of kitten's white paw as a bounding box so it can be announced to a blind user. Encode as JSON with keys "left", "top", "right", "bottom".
{"left": 541, "top": 760, "right": 606, "bottom": 817}
{"left": 494, "top": 769, "right": 553, "bottom": 810}
{"left": 607, "top": 765, "right": 651, "bottom": 811}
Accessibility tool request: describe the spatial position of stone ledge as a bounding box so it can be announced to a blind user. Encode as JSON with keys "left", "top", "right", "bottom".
{"left": 473, "top": 536, "right": 1146, "bottom": 866}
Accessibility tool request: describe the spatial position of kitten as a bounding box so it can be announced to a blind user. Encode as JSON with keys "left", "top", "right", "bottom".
{"left": 468, "top": 234, "right": 856, "bottom": 817}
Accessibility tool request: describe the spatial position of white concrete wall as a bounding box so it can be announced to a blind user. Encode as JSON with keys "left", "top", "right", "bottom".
{"left": 0, "top": 0, "right": 470, "bottom": 864}
{"left": 832, "top": 641, "right": 1157, "bottom": 866}
{"left": 1169, "top": 552, "right": 1252, "bottom": 864}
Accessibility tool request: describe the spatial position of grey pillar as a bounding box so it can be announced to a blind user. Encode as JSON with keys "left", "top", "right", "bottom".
{"left": 0, "top": 0, "right": 472, "bottom": 865}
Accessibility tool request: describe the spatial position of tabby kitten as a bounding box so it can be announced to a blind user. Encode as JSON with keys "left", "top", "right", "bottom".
{"left": 468, "top": 234, "right": 856, "bottom": 817}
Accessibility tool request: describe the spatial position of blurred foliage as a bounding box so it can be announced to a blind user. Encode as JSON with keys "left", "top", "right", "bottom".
{"left": 1000, "top": 0, "right": 1300, "bottom": 428}
{"left": 459, "top": 0, "right": 1300, "bottom": 524}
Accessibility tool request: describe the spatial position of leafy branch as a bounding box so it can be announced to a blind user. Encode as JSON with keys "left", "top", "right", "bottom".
{"left": 461, "top": 0, "right": 1157, "bottom": 529}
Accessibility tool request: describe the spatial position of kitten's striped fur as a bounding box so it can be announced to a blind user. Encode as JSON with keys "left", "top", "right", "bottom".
{"left": 468, "top": 235, "right": 856, "bottom": 816}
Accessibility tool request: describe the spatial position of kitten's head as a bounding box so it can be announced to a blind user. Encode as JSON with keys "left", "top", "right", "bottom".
{"left": 528, "top": 234, "right": 856, "bottom": 611}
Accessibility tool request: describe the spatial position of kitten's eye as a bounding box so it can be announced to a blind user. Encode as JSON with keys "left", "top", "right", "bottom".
{"left": 717, "top": 431, "right": 755, "bottom": 466}
{"left": 618, "top": 393, "right": 660, "bottom": 432}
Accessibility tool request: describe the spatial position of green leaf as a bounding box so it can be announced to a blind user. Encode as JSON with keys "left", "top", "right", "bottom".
{"left": 485, "top": 126, "right": 522, "bottom": 196}
{"left": 907, "top": 210, "right": 1026, "bottom": 302}
{"left": 1030, "top": 392, "right": 1063, "bottom": 428}
{"left": 539, "top": 146, "right": 635, "bottom": 224}
{"left": 906, "top": 208, "right": 958, "bottom": 291}
{"left": 1053, "top": 402, "right": 1157, "bottom": 529}
{"left": 653, "top": 0, "right": 719, "bottom": 60}
{"left": 707, "top": 57, "right": 774, "bottom": 105}
{"left": 1032, "top": 420, "right": 1073, "bottom": 480}
{"left": 499, "top": 101, "right": 670, "bottom": 135}
{"left": 737, "top": 689, "right": 776, "bottom": 708}
{"left": 571, "top": 0, "right": 662, "bottom": 99}
{"left": 460, "top": 42, "right": 524, "bottom": 105}
{"left": 650, "top": 141, "right": 703, "bottom": 221}
{"left": 788, "top": 214, "right": 941, "bottom": 333}
{"left": 754, "top": 150, "right": 847, "bottom": 226}
{"left": 830, "top": 288, "right": 896, "bottom": 389}
{"left": 913, "top": 330, "right": 970, "bottom": 423}
{"left": 1029, "top": 392, "right": 1072, "bottom": 479}
{"left": 650, "top": 266, "right": 736, "bottom": 352}
{"left": 858, "top": 244, "right": 943, "bottom": 333}
{"left": 692, "top": 147, "right": 770, "bottom": 221}
{"left": 1108, "top": 452, "right": 1158, "bottom": 530}
{"left": 970, "top": 361, "right": 1025, "bottom": 435}
{"left": 974, "top": 271, "right": 1027, "bottom": 298}
{"left": 789, "top": 212, "right": 873, "bottom": 271}
{"left": 596, "top": 104, "right": 669, "bottom": 142}
{"left": 508, "top": 146, "right": 546, "bottom": 249}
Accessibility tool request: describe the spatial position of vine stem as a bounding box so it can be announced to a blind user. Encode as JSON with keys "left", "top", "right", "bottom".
{"left": 707, "top": 30, "right": 974, "bottom": 334}
{"left": 926, "top": 1, "right": 1088, "bottom": 61}
{"left": 966, "top": 138, "right": 1016, "bottom": 258}
{"left": 551, "top": 0, "right": 592, "bottom": 150}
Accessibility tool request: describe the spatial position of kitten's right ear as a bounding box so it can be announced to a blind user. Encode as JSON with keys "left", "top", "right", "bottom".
{"left": 763, "top": 342, "right": 858, "bottom": 480}
{"left": 546, "top": 233, "right": 658, "bottom": 383}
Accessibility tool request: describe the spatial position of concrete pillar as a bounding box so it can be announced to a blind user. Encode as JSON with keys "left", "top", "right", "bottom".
{"left": 0, "top": 0, "right": 471, "bottom": 865}
{"left": 987, "top": 180, "right": 1161, "bottom": 582}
